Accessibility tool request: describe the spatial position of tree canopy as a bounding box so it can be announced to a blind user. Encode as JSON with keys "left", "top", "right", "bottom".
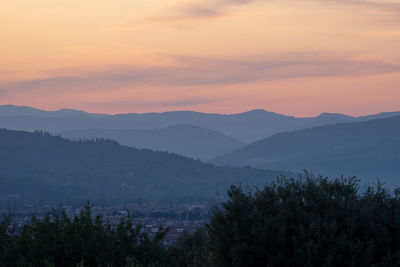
{"left": 2, "top": 175, "right": 400, "bottom": 266}
{"left": 207, "top": 175, "right": 400, "bottom": 266}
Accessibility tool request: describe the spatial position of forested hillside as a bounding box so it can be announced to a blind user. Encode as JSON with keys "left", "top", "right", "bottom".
{"left": 57, "top": 124, "right": 244, "bottom": 160}
{"left": 0, "top": 129, "right": 284, "bottom": 207}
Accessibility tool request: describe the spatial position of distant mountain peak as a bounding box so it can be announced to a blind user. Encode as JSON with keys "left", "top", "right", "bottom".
{"left": 237, "top": 109, "right": 293, "bottom": 119}
{"left": 246, "top": 109, "right": 268, "bottom": 113}
{"left": 54, "top": 108, "right": 88, "bottom": 116}
{"left": 0, "top": 104, "right": 41, "bottom": 111}
{"left": 316, "top": 113, "right": 354, "bottom": 119}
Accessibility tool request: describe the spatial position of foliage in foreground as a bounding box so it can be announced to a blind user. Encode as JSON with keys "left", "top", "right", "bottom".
{"left": 0, "top": 203, "right": 171, "bottom": 267}
{"left": 2, "top": 175, "right": 400, "bottom": 266}
{"left": 208, "top": 175, "right": 400, "bottom": 266}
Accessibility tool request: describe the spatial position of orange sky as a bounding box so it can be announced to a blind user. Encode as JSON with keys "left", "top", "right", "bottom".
{"left": 1, "top": 0, "right": 399, "bottom": 116}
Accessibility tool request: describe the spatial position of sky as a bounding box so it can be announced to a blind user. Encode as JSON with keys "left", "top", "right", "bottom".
{"left": 0, "top": 0, "right": 399, "bottom": 116}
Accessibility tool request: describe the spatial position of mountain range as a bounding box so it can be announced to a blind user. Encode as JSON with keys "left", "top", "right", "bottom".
{"left": 212, "top": 116, "right": 400, "bottom": 185}
{"left": 1, "top": 105, "right": 399, "bottom": 143}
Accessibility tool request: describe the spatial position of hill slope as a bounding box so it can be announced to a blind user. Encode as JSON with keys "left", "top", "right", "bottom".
{"left": 0, "top": 129, "right": 285, "bottom": 207}
{"left": 57, "top": 124, "right": 244, "bottom": 160}
{"left": 213, "top": 116, "right": 400, "bottom": 184}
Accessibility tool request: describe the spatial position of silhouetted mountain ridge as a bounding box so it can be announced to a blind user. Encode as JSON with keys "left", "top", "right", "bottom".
{"left": 0, "top": 105, "right": 94, "bottom": 118}
{"left": 1, "top": 105, "right": 400, "bottom": 143}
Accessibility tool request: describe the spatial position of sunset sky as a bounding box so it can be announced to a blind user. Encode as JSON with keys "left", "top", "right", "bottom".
{"left": 1, "top": 0, "right": 399, "bottom": 116}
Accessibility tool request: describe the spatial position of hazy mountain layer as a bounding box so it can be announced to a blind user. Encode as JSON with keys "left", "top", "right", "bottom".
{"left": 213, "top": 116, "right": 400, "bottom": 185}
{"left": 1, "top": 105, "right": 399, "bottom": 143}
{"left": 0, "top": 129, "right": 287, "bottom": 207}
{"left": 57, "top": 124, "right": 244, "bottom": 160}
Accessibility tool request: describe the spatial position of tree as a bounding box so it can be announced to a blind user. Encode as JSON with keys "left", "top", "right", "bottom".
{"left": 172, "top": 228, "right": 211, "bottom": 267}
{"left": 0, "top": 202, "right": 174, "bottom": 267}
{"left": 207, "top": 175, "right": 400, "bottom": 267}
{"left": 3, "top": 174, "right": 400, "bottom": 266}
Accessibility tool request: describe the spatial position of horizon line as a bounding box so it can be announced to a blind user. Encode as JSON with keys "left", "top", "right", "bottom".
{"left": 1, "top": 104, "right": 400, "bottom": 119}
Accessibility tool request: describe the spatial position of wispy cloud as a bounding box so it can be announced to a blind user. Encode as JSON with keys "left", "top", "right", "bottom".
{"left": 151, "top": 0, "right": 258, "bottom": 21}
{"left": 329, "top": 0, "right": 400, "bottom": 10}
{"left": 181, "top": 0, "right": 257, "bottom": 17}
{"left": 178, "top": 4, "right": 223, "bottom": 18}
{"left": 1, "top": 53, "right": 399, "bottom": 98}
{"left": 158, "top": 0, "right": 400, "bottom": 21}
